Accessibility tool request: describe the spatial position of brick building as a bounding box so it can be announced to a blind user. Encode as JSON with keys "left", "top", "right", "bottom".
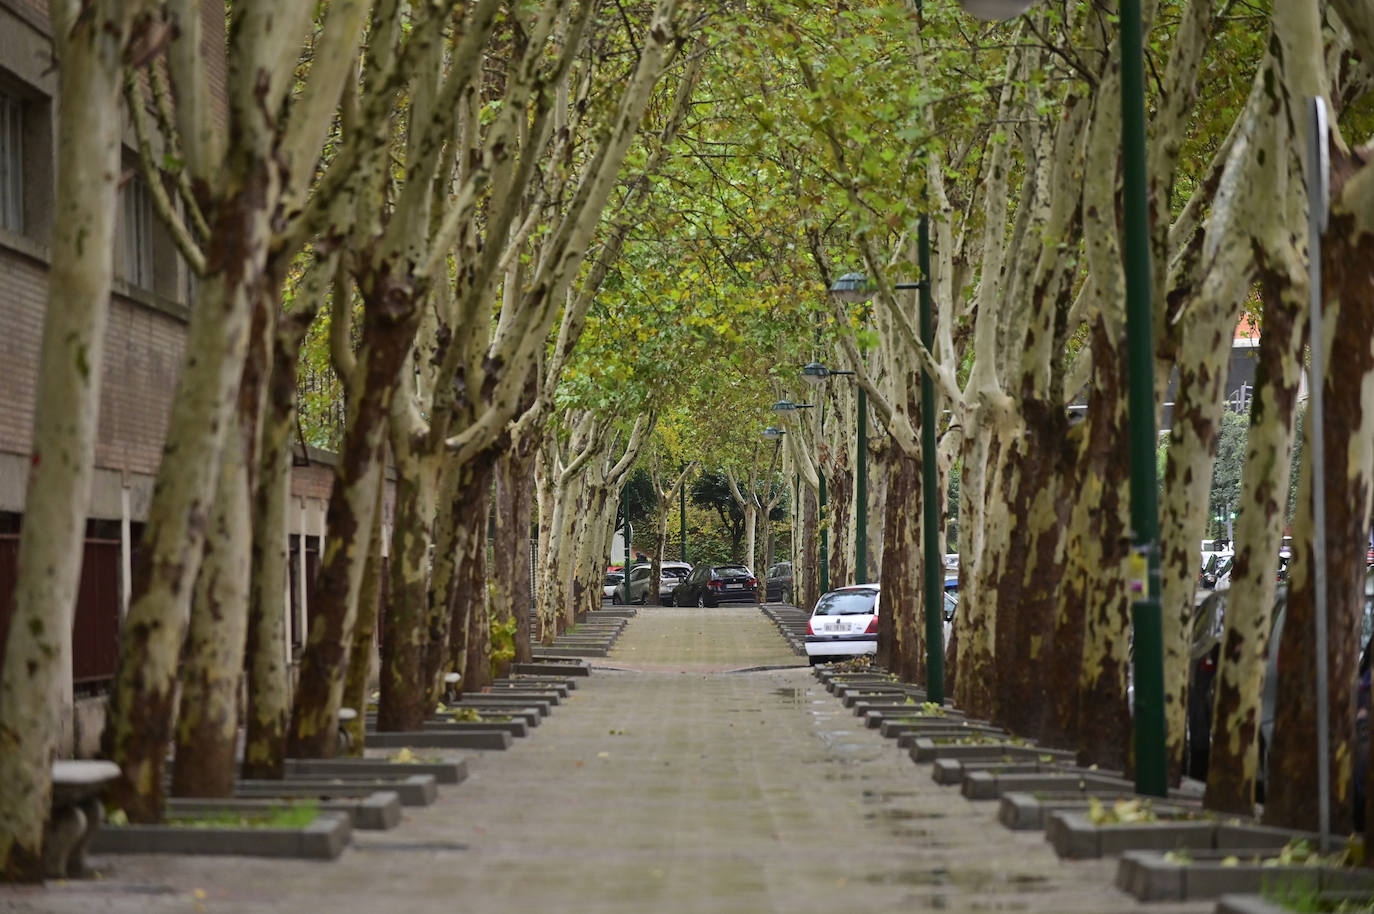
{"left": 0, "top": 1, "right": 358, "bottom": 754}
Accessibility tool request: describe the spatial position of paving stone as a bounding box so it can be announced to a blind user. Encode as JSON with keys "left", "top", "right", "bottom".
{"left": 39, "top": 607, "right": 1210, "bottom": 914}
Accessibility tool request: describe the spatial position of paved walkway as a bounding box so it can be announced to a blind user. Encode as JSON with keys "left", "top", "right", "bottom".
{"left": 4, "top": 607, "right": 1210, "bottom": 913}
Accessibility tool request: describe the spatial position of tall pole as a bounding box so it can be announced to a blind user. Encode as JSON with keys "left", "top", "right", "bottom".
{"left": 918, "top": 211, "right": 944, "bottom": 703}
{"left": 680, "top": 465, "right": 688, "bottom": 564}
{"left": 624, "top": 482, "right": 633, "bottom": 581}
{"left": 855, "top": 387, "right": 868, "bottom": 585}
{"left": 1121, "top": 0, "right": 1167, "bottom": 797}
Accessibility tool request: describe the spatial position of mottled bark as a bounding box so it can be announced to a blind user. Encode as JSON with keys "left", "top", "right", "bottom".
{"left": 342, "top": 487, "right": 387, "bottom": 755}
{"left": 1264, "top": 172, "right": 1374, "bottom": 834}
{"left": 376, "top": 446, "right": 437, "bottom": 731}
{"left": 242, "top": 290, "right": 321, "bottom": 779}
{"left": 444, "top": 463, "right": 494, "bottom": 691}
{"left": 798, "top": 484, "right": 819, "bottom": 610}
{"left": 991, "top": 399, "right": 1072, "bottom": 741}
{"left": 877, "top": 447, "right": 922, "bottom": 682}
{"left": 0, "top": 0, "right": 143, "bottom": 874}
{"left": 288, "top": 296, "right": 417, "bottom": 759}
{"left": 172, "top": 293, "right": 270, "bottom": 797}
{"left": 1070, "top": 329, "right": 1134, "bottom": 773}
{"left": 1205, "top": 267, "right": 1304, "bottom": 813}
{"left": 492, "top": 445, "right": 537, "bottom": 671}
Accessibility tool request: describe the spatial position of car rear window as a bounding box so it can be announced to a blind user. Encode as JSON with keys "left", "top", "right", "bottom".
{"left": 813, "top": 590, "right": 877, "bottom": 616}
{"left": 714, "top": 566, "right": 751, "bottom": 576}
{"left": 662, "top": 568, "right": 688, "bottom": 579}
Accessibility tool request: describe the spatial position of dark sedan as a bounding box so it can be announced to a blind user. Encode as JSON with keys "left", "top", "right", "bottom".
{"left": 764, "top": 562, "right": 793, "bottom": 603}
{"left": 672, "top": 563, "right": 758, "bottom": 607}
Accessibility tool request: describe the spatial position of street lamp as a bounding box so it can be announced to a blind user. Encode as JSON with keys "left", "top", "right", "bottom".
{"left": 770, "top": 399, "right": 815, "bottom": 412}
{"left": 801, "top": 362, "right": 869, "bottom": 587}
{"left": 761, "top": 426, "right": 786, "bottom": 440}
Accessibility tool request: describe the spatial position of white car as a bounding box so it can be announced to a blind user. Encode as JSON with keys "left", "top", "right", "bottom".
{"left": 602, "top": 571, "right": 624, "bottom": 600}
{"left": 804, "top": 584, "right": 880, "bottom": 666}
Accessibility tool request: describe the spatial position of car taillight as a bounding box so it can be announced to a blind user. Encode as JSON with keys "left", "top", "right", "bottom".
{"left": 746, "top": 578, "right": 757, "bottom": 588}
{"left": 709, "top": 580, "right": 723, "bottom": 590}
{"left": 865, "top": 616, "right": 879, "bottom": 634}
{"left": 1201, "top": 655, "right": 1215, "bottom": 673}
{"left": 806, "top": 618, "right": 815, "bottom": 635}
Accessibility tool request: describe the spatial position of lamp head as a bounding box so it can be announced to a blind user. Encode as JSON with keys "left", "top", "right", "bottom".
{"left": 800, "top": 362, "right": 831, "bottom": 386}
{"left": 829, "top": 272, "right": 875, "bottom": 304}
{"left": 771, "top": 399, "right": 797, "bottom": 412}
{"left": 956, "top": 0, "right": 1036, "bottom": 20}
{"left": 761, "top": 426, "right": 785, "bottom": 440}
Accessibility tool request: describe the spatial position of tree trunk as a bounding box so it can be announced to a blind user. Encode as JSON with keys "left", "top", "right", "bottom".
{"left": 1158, "top": 305, "right": 1244, "bottom": 780}
{"left": 242, "top": 292, "right": 318, "bottom": 779}
{"left": 0, "top": 0, "right": 135, "bottom": 874}
{"left": 376, "top": 447, "right": 437, "bottom": 731}
{"left": 991, "top": 399, "right": 1072, "bottom": 741}
{"left": 826, "top": 453, "right": 852, "bottom": 588}
{"left": 105, "top": 193, "right": 271, "bottom": 820}
{"left": 492, "top": 445, "right": 537, "bottom": 671}
{"left": 171, "top": 295, "right": 270, "bottom": 796}
{"left": 288, "top": 300, "right": 416, "bottom": 759}
{"left": 1264, "top": 190, "right": 1374, "bottom": 834}
{"left": 1071, "top": 330, "right": 1134, "bottom": 773}
{"left": 1205, "top": 268, "right": 1304, "bottom": 813}
{"left": 877, "top": 446, "right": 922, "bottom": 682}
{"left": 342, "top": 486, "right": 387, "bottom": 755}
{"left": 799, "top": 483, "right": 819, "bottom": 609}
{"left": 444, "top": 463, "right": 494, "bottom": 693}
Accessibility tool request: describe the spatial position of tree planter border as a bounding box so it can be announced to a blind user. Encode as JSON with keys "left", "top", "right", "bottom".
{"left": 1047, "top": 812, "right": 1318, "bottom": 861}
{"left": 168, "top": 794, "right": 402, "bottom": 831}
{"left": 1117, "top": 847, "right": 1367, "bottom": 902}
{"left": 365, "top": 729, "right": 513, "bottom": 750}
{"left": 962, "top": 768, "right": 1136, "bottom": 800}
{"left": 90, "top": 810, "right": 351, "bottom": 859}
{"left": 998, "top": 790, "right": 1198, "bottom": 830}
{"left": 512, "top": 661, "right": 591, "bottom": 677}
{"left": 286, "top": 757, "right": 468, "bottom": 785}
{"left": 907, "top": 737, "right": 1075, "bottom": 763}
{"left": 233, "top": 774, "right": 438, "bottom": 807}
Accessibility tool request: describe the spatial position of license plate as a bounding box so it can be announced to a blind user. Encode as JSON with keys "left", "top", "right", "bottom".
{"left": 826, "top": 622, "right": 845, "bottom": 632}
{"left": 726, "top": 583, "right": 742, "bottom": 590}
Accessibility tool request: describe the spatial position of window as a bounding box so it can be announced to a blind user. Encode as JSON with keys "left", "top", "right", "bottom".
{"left": 0, "top": 90, "right": 21, "bottom": 232}
{"left": 121, "top": 175, "right": 154, "bottom": 288}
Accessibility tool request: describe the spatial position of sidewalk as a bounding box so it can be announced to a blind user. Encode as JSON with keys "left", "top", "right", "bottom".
{"left": 2, "top": 606, "right": 1210, "bottom": 913}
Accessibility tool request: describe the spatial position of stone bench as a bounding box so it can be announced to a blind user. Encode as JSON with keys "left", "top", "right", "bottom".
{"left": 46, "top": 759, "right": 120, "bottom": 877}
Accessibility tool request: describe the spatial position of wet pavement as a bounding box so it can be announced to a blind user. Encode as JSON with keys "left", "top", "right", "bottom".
{"left": 1, "top": 606, "right": 1211, "bottom": 913}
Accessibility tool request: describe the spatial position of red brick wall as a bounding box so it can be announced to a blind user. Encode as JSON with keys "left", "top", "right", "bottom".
{"left": 0, "top": 251, "right": 185, "bottom": 477}
{"left": 93, "top": 297, "right": 186, "bottom": 475}
{"left": 0, "top": 251, "right": 46, "bottom": 457}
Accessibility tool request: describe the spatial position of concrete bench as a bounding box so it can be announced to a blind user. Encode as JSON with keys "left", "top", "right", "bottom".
{"left": 46, "top": 760, "right": 120, "bottom": 877}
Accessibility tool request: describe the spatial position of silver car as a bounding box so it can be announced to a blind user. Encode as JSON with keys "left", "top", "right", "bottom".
{"left": 614, "top": 562, "right": 692, "bottom": 605}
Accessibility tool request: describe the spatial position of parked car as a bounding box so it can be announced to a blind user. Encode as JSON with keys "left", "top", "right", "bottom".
{"left": 602, "top": 571, "right": 624, "bottom": 601}
{"left": 671, "top": 563, "right": 758, "bottom": 607}
{"left": 614, "top": 561, "right": 691, "bottom": 605}
{"left": 805, "top": 584, "right": 881, "bottom": 665}
{"left": 764, "top": 562, "right": 794, "bottom": 603}
{"left": 1185, "top": 569, "right": 1374, "bottom": 793}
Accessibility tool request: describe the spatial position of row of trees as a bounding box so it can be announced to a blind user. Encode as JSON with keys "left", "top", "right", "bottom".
{"left": 2, "top": 0, "right": 1371, "bottom": 882}
{"left": 0, "top": 0, "right": 722, "bottom": 880}
{"left": 589, "top": 0, "right": 1372, "bottom": 841}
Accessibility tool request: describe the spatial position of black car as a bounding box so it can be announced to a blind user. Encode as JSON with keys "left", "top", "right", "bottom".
{"left": 764, "top": 562, "right": 793, "bottom": 603}
{"left": 671, "top": 563, "right": 758, "bottom": 607}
